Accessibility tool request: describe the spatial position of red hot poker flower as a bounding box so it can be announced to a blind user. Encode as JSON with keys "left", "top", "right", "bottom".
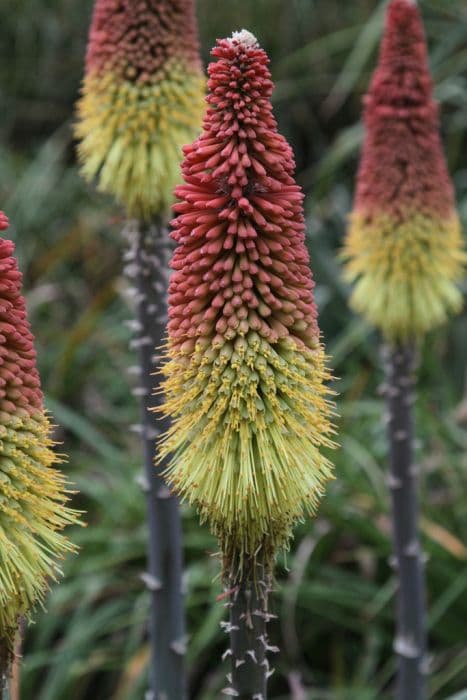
{"left": 159, "top": 31, "right": 335, "bottom": 577}
{"left": 0, "top": 212, "right": 78, "bottom": 660}
{"left": 343, "top": 0, "right": 465, "bottom": 340}
{"left": 76, "top": 0, "right": 205, "bottom": 218}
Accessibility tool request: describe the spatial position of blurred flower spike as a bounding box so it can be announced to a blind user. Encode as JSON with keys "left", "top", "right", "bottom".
{"left": 76, "top": 0, "right": 205, "bottom": 219}
{"left": 0, "top": 212, "right": 78, "bottom": 661}
{"left": 159, "top": 31, "right": 335, "bottom": 579}
{"left": 343, "top": 0, "right": 466, "bottom": 341}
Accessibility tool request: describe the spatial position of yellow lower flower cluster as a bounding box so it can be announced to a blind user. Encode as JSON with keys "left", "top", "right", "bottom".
{"left": 0, "top": 411, "right": 78, "bottom": 657}
{"left": 343, "top": 211, "right": 466, "bottom": 340}
{"left": 76, "top": 59, "right": 205, "bottom": 219}
{"left": 158, "top": 332, "right": 335, "bottom": 579}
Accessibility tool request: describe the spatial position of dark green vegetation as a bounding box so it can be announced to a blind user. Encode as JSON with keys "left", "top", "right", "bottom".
{"left": 1, "top": 1, "right": 466, "bottom": 698}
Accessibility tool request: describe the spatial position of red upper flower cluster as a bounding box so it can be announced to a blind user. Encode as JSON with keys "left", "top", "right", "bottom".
{"left": 169, "top": 32, "right": 319, "bottom": 353}
{"left": 0, "top": 224, "right": 43, "bottom": 415}
{"left": 355, "top": 0, "right": 455, "bottom": 221}
{"left": 86, "top": 0, "right": 202, "bottom": 81}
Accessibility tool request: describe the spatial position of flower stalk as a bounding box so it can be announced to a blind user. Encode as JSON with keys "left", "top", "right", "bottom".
{"left": 343, "top": 2, "right": 466, "bottom": 697}
{"left": 158, "top": 30, "right": 335, "bottom": 698}
{"left": 343, "top": 0, "right": 465, "bottom": 341}
{"left": 226, "top": 556, "right": 275, "bottom": 700}
{"left": 384, "top": 344, "right": 426, "bottom": 700}
{"left": 76, "top": 2, "right": 205, "bottom": 696}
{"left": 124, "top": 219, "right": 186, "bottom": 699}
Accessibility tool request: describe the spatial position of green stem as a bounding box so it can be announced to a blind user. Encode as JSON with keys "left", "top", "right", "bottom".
{"left": 124, "top": 219, "right": 186, "bottom": 700}
{"left": 384, "top": 343, "right": 427, "bottom": 700}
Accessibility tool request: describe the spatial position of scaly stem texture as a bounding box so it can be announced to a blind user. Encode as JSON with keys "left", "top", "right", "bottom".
{"left": 384, "top": 344, "right": 426, "bottom": 700}
{"left": 124, "top": 220, "right": 185, "bottom": 700}
{"left": 228, "top": 559, "right": 270, "bottom": 699}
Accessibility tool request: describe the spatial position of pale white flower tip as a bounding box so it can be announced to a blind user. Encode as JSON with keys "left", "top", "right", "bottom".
{"left": 229, "top": 30, "right": 259, "bottom": 49}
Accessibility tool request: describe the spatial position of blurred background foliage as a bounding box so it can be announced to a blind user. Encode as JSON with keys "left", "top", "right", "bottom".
{"left": 1, "top": 0, "right": 467, "bottom": 698}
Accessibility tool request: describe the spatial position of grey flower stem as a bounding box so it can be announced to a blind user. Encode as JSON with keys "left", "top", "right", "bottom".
{"left": 1, "top": 674, "right": 9, "bottom": 700}
{"left": 1, "top": 641, "right": 10, "bottom": 700}
{"left": 384, "top": 343, "right": 427, "bottom": 700}
{"left": 225, "top": 558, "right": 276, "bottom": 699}
{"left": 124, "top": 219, "right": 186, "bottom": 700}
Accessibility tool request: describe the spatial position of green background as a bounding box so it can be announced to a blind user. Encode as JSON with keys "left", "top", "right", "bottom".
{"left": 0, "top": 0, "right": 467, "bottom": 698}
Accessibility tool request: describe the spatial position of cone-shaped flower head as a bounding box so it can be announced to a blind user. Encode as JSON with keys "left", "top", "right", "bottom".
{"left": 159, "top": 31, "right": 335, "bottom": 578}
{"left": 76, "top": 0, "right": 205, "bottom": 219}
{"left": 0, "top": 213, "right": 78, "bottom": 659}
{"left": 343, "top": 0, "right": 466, "bottom": 340}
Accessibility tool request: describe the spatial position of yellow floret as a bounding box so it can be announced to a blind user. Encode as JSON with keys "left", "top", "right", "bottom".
{"left": 158, "top": 333, "right": 335, "bottom": 579}
{"left": 75, "top": 60, "right": 205, "bottom": 219}
{"left": 343, "top": 210, "right": 466, "bottom": 340}
{"left": 0, "top": 411, "right": 79, "bottom": 659}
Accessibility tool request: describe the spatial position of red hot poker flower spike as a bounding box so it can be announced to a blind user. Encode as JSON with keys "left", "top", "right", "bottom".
{"left": 76, "top": 0, "right": 205, "bottom": 218}
{"left": 343, "top": 0, "right": 466, "bottom": 340}
{"left": 0, "top": 213, "right": 78, "bottom": 662}
{"left": 159, "top": 31, "right": 335, "bottom": 578}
